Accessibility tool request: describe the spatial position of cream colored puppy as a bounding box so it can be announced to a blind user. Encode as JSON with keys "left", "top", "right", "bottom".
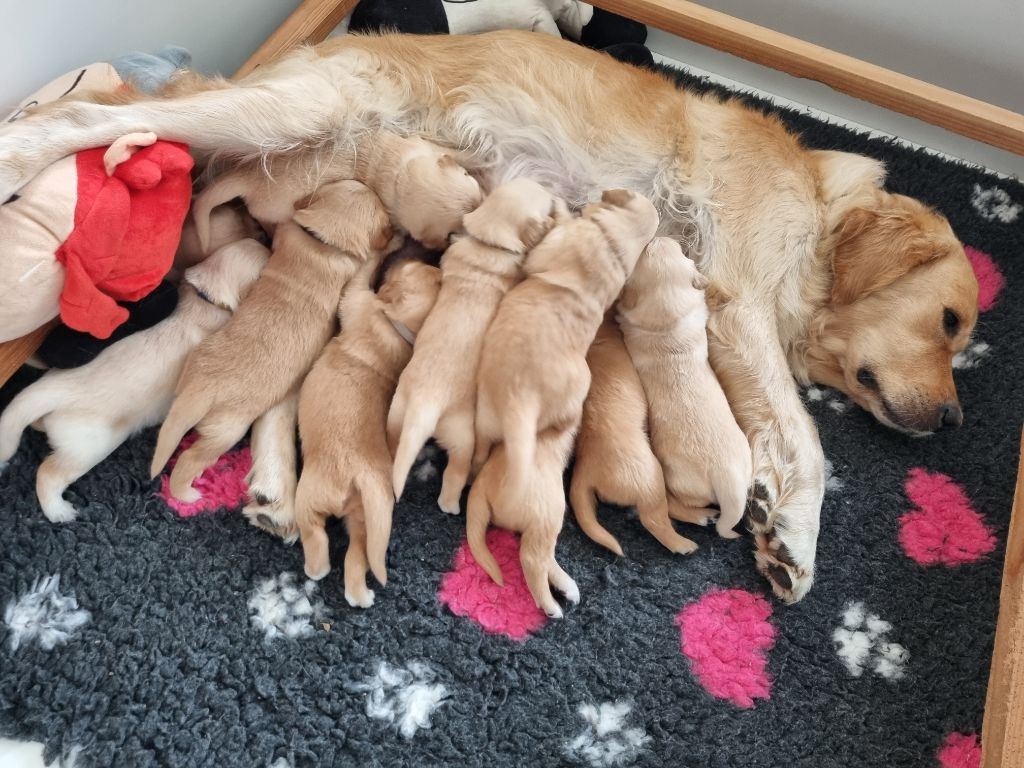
{"left": 388, "top": 178, "right": 568, "bottom": 514}
{"left": 570, "top": 316, "right": 698, "bottom": 556}
{"left": 151, "top": 180, "right": 391, "bottom": 502}
{"left": 475, "top": 189, "right": 659, "bottom": 500}
{"left": 296, "top": 257, "right": 442, "bottom": 608}
{"left": 0, "top": 239, "right": 268, "bottom": 522}
{"left": 466, "top": 427, "right": 579, "bottom": 619}
{"left": 175, "top": 202, "right": 264, "bottom": 271}
{"left": 618, "top": 237, "right": 752, "bottom": 539}
{"left": 192, "top": 130, "right": 482, "bottom": 251}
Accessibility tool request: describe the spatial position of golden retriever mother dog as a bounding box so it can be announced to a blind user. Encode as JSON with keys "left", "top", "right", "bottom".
{"left": 0, "top": 31, "right": 980, "bottom": 601}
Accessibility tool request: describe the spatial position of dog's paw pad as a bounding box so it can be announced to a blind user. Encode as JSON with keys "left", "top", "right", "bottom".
{"left": 345, "top": 588, "right": 375, "bottom": 609}
{"left": 754, "top": 534, "right": 811, "bottom": 604}
{"left": 743, "top": 480, "right": 775, "bottom": 532}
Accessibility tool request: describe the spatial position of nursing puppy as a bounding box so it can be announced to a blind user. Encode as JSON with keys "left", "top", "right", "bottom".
{"left": 618, "top": 237, "right": 752, "bottom": 538}
{"left": 570, "top": 316, "right": 698, "bottom": 556}
{"left": 151, "top": 180, "right": 391, "bottom": 502}
{"left": 0, "top": 239, "right": 268, "bottom": 522}
{"left": 192, "top": 130, "right": 482, "bottom": 251}
{"left": 466, "top": 427, "right": 579, "bottom": 618}
{"left": 296, "top": 257, "right": 442, "bottom": 608}
{"left": 388, "top": 178, "right": 568, "bottom": 513}
{"left": 475, "top": 189, "right": 659, "bottom": 500}
{"left": 175, "top": 202, "right": 264, "bottom": 272}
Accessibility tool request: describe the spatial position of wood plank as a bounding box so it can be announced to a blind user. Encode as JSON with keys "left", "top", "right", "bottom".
{"left": 592, "top": 0, "right": 1024, "bottom": 155}
{"left": 233, "top": 0, "right": 359, "bottom": 80}
{"left": 982, "top": 427, "right": 1024, "bottom": 766}
{"left": 0, "top": 321, "right": 55, "bottom": 387}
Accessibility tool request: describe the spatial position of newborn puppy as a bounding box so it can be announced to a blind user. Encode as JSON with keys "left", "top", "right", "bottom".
{"left": 570, "top": 316, "right": 698, "bottom": 556}
{"left": 193, "top": 130, "right": 482, "bottom": 251}
{"left": 0, "top": 239, "right": 268, "bottom": 522}
{"left": 475, "top": 189, "right": 659, "bottom": 500}
{"left": 175, "top": 201, "right": 264, "bottom": 272}
{"left": 466, "top": 427, "right": 579, "bottom": 619}
{"left": 151, "top": 180, "right": 391, "bottom": 502}
{"left": 388, "top": 178, "right": 568, "bottom": 514}
{"left": 296, "top": 258, "right": 442, "bottom": 608}
{"left": 618, "top": 237, "right": 752, "bottom": 539}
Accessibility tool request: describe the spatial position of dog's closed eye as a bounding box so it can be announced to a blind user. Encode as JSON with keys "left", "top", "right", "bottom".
{"left": 942, "top": 308, "right": 960, "bottom": 337}
{"left": 2, "top": 193, "right": 19, "bottom": 205}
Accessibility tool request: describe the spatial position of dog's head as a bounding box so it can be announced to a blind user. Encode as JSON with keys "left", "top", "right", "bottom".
{"left": 581, "top": 189, "right": 660, "bottom": 275}
{"left": 394, "top": 141, "right": 483, "bottom": 250}
{"left": 294, "top": 179, "right": 392, "bottom": 260}
{"left": 184, "top": 238, "right": 269, "bottom": 311}
{"left": 806, "top": 154, "right": 979, "bottom": 435}
{"left": 462, "top": 178, "right": 569, "bottom": 254}
{"left": 377, "top": 259, "right": 443, "bottom": 336}
{"left": 618, "top": 237, "right": 707, "bottom": 331}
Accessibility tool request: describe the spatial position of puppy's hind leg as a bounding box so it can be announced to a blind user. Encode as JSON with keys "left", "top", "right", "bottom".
{"left": 35, "top": 424, "right": 122, "bottom": 522}
{"left": 436, "top": 408, "right": 474, "bottom": 516}
{"left": 465, "top": 481, "right": 503, "bottom": 585}
{"left": 713, "top": 474, "right": 747, "bottom": 540}
{"left": 167, "top": 415, "right": 250, "bottom": 503}
{"left": 343, "top": 507, "right": 375, "bottom": 609}
{"left": 637, "top": 493, "right": 698, "bottom": 554}
{"left": 547, "top": 560, "right": 580, "bottom": 605}
{"left": 294, "top": 474, "right": 335, "bottom": 581}
{"left": 520, "top": 528, "right": 563, "bottom": 619}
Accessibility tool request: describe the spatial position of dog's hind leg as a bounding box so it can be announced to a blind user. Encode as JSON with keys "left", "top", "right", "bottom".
{"left": 520, "top": 528, "right": 562, "bottom": 619}
{"left": 436, "top": 408, "right": 474, "bottom": 516}
{"left": 637, "top": 494, "right": 699, "bottom": 554}
{"left": 295, "top": 474, "right": 336, "bottom": 581}
{"left": 547, "top": 560, "right": 580, "bottom": 605}
{"left": 167, "top": 416, "right": 249, "bottom": 503}
{"left": 35, "top": 424, "right": 123, "bottom": 522}
{"left": 343, "top": 506, "right": 375, "bottom": 609}
{"left": 465, "top": 481, "right": 502, "bottom": 585}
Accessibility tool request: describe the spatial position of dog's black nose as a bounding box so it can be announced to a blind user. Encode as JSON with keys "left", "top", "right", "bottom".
{"left": 937, "top": 402, "right": 963, "bottom": 430}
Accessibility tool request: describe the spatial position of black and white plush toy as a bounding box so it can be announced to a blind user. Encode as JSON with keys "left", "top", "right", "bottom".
{"left": 349, "top": 0, "right": 652, "bottom": 67}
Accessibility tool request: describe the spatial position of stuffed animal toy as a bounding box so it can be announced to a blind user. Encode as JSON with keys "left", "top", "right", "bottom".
{"left": 0, "top": 51, "right": 194, "bottom": 348}
{"left": 349, "top": 0, "right": 650, "bottom": 64}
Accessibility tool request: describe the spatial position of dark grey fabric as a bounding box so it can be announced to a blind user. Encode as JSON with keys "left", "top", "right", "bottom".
{"left": 1, "top": 60, "right": 1021, "bottom": 768}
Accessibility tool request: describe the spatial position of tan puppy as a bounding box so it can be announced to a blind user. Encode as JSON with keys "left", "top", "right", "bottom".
{"left": 192, "top": 130, "right": 482, "bottom": 251}
{"left": 466, "top": 428, "right": 579, "bottom": 619}
{"left": 570, "top": 316, "right": 698, "bottom": 556}
{"left": 151, "top": 180, "right": 391, "bottom": 502}
{"left": 295, "top": 257, "right": 442, "bottom": 608}
{"left": 619, "top": 237, "right": 752, "bottom": 539}
{"left": 388, "top": 178, "right": 568, "bottom": 514}
{"left": 475, "top": 189, "right": 659, "bottom": 501}
{"left": 0, "top": 239, "right": 268, "bottom": 522}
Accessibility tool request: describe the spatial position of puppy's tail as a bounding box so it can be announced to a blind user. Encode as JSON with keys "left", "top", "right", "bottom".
{"left": 466, "top": 480, "right": 503, "bottom": 586}
{"left": 501, "top": 398, "right": 538, "bottom": 507}
{"left": 568, "top": 476, "right": 623, "bottom": 556}
{"left": 358, "top": 472, "right": 394, "bottom": 587}
{"left": 390, "top": 397, "right": 441, "bottom": 499}
{"left": 150, "top": 392, "right": 210, "bottom": 479}
{"left": 0, "top": 375, "right": 63, "bottom": 463}
{"left": 192, "top": 172, "right": 250, "bottom": 254}
{"left": 713, "top": 471, "right": 747, "bottom": 540}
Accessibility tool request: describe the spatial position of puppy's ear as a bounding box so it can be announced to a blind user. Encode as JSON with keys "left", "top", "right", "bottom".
{"left": 618, "top": 285, "right": 639, "bottom": 311}
{"left": 691, "top": 269, "right": 709, "bottom": 291}
{"left": 518, "top": 214, "right": 555, "bottom": 252}
{"left": 601, "top": 189, "right": 637, "bottom": 208}
{"left": 437, "top": 154, "right": 461, "bottom": 171}
{"left": 831, "top": 204, "right": 947, "bottom": 305}
{"left": 550, "top": 197, "right": 572, "bottom": 225}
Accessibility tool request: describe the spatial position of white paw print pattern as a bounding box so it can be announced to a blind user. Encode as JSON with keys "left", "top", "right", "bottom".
{"left": 953, "top": 341, "right": 991, "bottom": 370}
{"left": 347, "top": 660, "right": 449, "bottom": 738}
{"left": 971, "top": 183, "right": 1021, "bottom": 223}
{"left": 833, "top": 602, "right": 909, "bottom": 681}
{"left": 247, "top": 572, "right": 326, "bottom": 641}
{"left": 564, "top": 700, "right": 651, "bottom": 768}
{"left": 805, "top": 386, "right": 849, "bottom": 414}
{"left": 824, "top": 458, "right": 844, "bottom": 495}
{"left": 4, "top": 574, "right": 91, "bottom": 652}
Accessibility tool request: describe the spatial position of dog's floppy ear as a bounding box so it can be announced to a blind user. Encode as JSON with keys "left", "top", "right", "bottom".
{"left": 830, "top": 204, "right": 948, "bottom": 305}
{"left": 618, "top": 284, "right": 640, "bottom": 311}
{"left": 812, "top": 150, "right": 886, "bottom": 204}
{"left": 601, "top": 189, "right": 637, "bottom": 208}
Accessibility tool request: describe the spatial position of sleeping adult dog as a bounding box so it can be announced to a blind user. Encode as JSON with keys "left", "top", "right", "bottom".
{"left": 0, "top": 31, "right": 979, "bottom": 601}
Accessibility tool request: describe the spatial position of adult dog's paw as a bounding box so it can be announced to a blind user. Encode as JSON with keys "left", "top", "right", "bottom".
{"left": 243, "top": 490, "right": 298, "bottom": 544}
{"left": 743, "top": 480, "right": 776, "bottom": 532}
{"left": 753, "top": 527, "right": 814, "bottom": 603}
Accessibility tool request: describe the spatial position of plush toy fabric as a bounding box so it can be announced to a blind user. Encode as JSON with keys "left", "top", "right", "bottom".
{"left": 349, "top": 0, "right": 648, "bottom": 56}
{"left": 0, "top": 55, "right": 194, "bottom": 346}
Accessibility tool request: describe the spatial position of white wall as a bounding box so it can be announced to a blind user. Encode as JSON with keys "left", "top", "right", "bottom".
{"left": 688, "top": 0, "right": 1024, "bottom": 114}
{"left": 0, "top": 0, "right": 301, "bottom": 114}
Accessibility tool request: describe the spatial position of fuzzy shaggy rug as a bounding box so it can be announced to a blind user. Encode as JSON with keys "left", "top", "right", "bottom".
{"left": 1, "top": 55, "right": 1022, "bottom": 768}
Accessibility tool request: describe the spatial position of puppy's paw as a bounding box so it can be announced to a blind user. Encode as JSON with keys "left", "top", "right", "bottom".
{"left": 173, "top": 485, "right": 202, "bottom": 504}
{"left": 754, "top": 527, "right": 814, "bottom": 604}
{"left": 559, "top": 578, "right": 580, "bottom": 605}
{"left": 305, "top": 561, "right": 331, "bottom": 581}
{"left": 544, "top": 604, "right": 564, "bottom": 620}
{"left": 437, "top": 494, "right": 461, "bottom": 516}
{"left": 345, "top": 587, "right": 375, "bottom": 609}
{"left": 671, "top": 537, "right": 699, "bottom": 555}
{"left": 41, "top": 498, "right": 79, "bottom": 523}
{"left": 743, "top": 479, "right": 776, "bottom": 534}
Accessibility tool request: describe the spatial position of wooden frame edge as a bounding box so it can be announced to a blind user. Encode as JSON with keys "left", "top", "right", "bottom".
{"left": 592, "top": 0, "right": 1024, "bottom": 156}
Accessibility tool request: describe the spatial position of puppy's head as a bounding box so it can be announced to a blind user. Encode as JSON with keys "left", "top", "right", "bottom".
{"left": 184, "top": 238, "right": 269, "bottom": 311}
{"left": 463, "top": 178, "right": 569, "bottom": 254}
{"left": 582, "top": 189, "right": 660, "bottom": 274}
{"left": 394, "top": 142, "right": 483, "bottom": 250}
{"left": 377, "top": 259, "right": 443, "bottom": 336}
{"left": 617, "top": 237, "right": 706, "bottom": 331}
{"left": 807, "top": 190, "right": 979, "bottom": 435}
{"left": 293, "top": 180, "right": 392, "bottom": 260}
